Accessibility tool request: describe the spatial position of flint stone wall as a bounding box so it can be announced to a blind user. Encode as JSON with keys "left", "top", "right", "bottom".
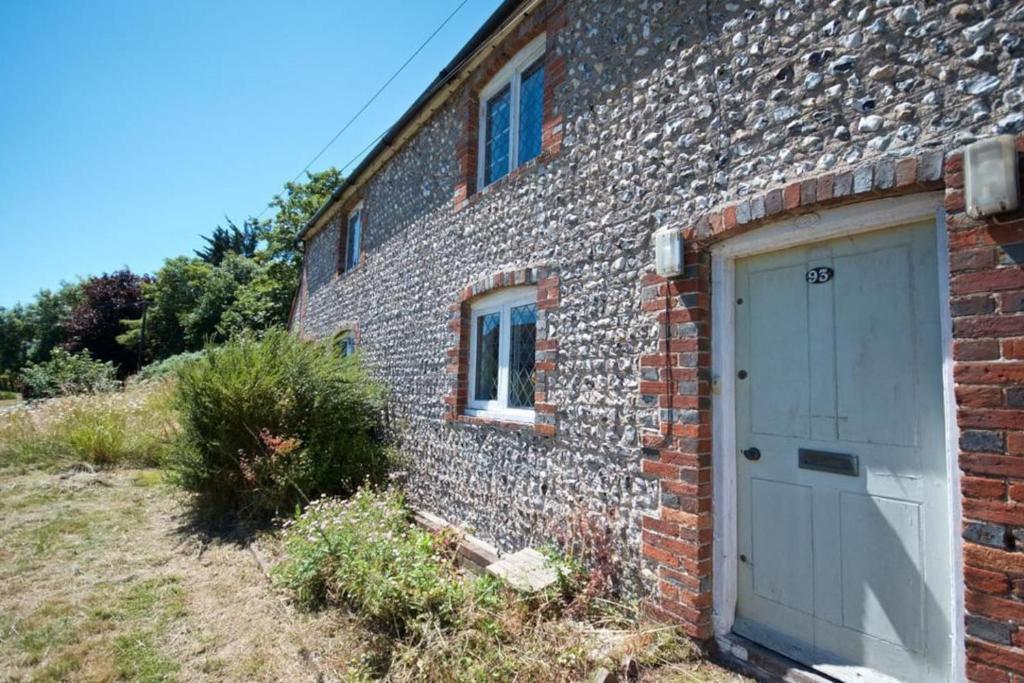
{"left": 297, "top": 0, "right": 1024, "bottom": 592}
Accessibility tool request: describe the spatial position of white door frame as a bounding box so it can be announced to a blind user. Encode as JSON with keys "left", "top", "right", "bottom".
{"left": 708, "top": 192, "right": 964, "bottom": 681}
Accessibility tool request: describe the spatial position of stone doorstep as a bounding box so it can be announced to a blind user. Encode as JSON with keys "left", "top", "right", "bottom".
{"left": 411, "top": 508, "right": 499, "bottom": 573}
{"left": 486, "top": 548, "right": 559, "bottom": 593}
{"left": 714, "top": 633, "right": 841, "bottom": 683}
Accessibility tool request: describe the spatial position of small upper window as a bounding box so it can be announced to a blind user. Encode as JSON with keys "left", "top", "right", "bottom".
{"left": 336, "top": 330, "right": 356, "bottom": 357}
{"left": 467, "top": 287, "right": 537, "bottom": 421}
{"left": 478, "top": 34, "right": 546, "bottom": 189}
{"left": 344, "top": 204, "right": 363, "bottom": 272}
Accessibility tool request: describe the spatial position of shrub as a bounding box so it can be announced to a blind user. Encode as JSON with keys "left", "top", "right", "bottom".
{"left": 19, "top": 348, "right": 118, "bottom": 398}
{"left": 0, "top": 380, "right": 177, "bottom": 469}
{"left": 273, "top": 488, "right": 683, "bottom": 682}
{"left": 0, "top": 390, "right": 19, "bottom": 401}
{"left": 131, "top": 351, "right": 204, "bottom": 383}
{"left": 168, "top": 329, "right": 388, "bottom": 519}
{"left": 274, "top": 489, "right": 466, "bottom": 635}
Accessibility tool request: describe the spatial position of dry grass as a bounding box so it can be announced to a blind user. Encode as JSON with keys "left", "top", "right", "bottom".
{"left": 0, "top": 386, "right": 747, "bottom": 682}
{"left": 0, "top": 380, "right": 177, "bottom": 471}
{"left": 0, "top": 467, "right": 368, "bottom": 682}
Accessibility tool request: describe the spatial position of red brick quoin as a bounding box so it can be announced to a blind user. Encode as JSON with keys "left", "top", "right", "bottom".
{"left": 453, "top": 0, "right": 566, "bottom": 212}
{"left": 443, "top": 266, "right": 559, "bottom": 436}
{"left": 639, "top": 136, "right": 1024, "bottom": 681}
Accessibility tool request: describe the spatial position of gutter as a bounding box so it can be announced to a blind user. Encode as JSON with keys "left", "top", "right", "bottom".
{"left": 298, "top": 0, "right": 532, "bottom": 241}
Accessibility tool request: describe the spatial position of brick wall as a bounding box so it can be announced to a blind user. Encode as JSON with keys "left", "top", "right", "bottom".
{"left": 946, "top": 138, "right": 1024, "bottom": 682}
{"left": 636, "top": 137, "right": 1024, "bottom": 676}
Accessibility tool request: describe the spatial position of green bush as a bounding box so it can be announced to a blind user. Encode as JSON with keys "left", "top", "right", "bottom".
{"left": 168, "top": 329, "right": 388, "bottom": 519}
{"left": 0, "top": 390, "right": 19, "bottom": 401}
{"left": 131, "top": 351, "right": 204, "bottom": 383}
{"left": 273, "top": 489, "right": 678, "bottom": 682}
{"left": 274, "top": 488, "right": 466, "bottom": 635}
{"left": 19, "top": 348, "right": 118, "bottom": 398}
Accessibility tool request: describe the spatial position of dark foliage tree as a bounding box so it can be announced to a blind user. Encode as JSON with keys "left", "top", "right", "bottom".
{"left": 65, "top": 269, "right": 149, "bottom": 375}
{"left": 194, "top": 218, "right": 264, "bottom": 265}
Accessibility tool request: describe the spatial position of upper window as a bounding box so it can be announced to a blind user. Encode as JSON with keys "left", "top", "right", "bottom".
{"left": 467, "top": 287, "right": 537, "bottom": 421}
{"left": 478, "top": 34, "right": 546, "bottom": 189}
{"left": 343, "top": 203, "right": 363, "bottom": 272}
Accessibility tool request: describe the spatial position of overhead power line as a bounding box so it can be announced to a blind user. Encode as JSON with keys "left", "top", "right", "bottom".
{"left": 256, "top": 0, "right": 471, "bottom": 220}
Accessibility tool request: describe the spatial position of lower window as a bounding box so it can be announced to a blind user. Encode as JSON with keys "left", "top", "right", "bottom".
{"left": 467, "top": 287, "right": 536, "bottom": 421}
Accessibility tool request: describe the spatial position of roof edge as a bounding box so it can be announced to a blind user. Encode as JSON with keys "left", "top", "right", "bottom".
{"left": 299, "top": 0, "right": 530, "bottom": 241}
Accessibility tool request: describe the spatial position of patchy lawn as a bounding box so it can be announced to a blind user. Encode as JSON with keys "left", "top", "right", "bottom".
{"left": 0, "top": 467, "right": 365, "bottom": 681}
{"left": 0, "top": 383, "right": 747, "bottom": 682}
{"left": 0, "top": 465, "right": 748, "bottom": 682}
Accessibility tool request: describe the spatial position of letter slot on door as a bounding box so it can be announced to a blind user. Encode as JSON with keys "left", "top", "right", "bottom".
{"left": 798, "top": 448, "right": 859, "bottom": 477}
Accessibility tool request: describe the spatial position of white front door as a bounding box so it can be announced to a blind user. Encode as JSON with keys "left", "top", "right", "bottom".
{"left": 732, "top": 220, "right": 952, "bottom": 682}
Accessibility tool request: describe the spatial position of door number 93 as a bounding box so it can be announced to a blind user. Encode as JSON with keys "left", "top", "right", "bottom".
{"left": 806, "top": 267, "right": 834, "bottom": 284}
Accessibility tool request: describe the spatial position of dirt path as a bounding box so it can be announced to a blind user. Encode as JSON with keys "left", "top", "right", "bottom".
{"left": 0, "top": 467, "right": 364, "bottom": 682}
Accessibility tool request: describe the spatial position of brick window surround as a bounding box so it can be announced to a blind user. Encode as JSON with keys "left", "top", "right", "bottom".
{"left": 638, "top": 138, "right": 1024, "bottom": 681}
{"left": 453, "top": 0, "right": 567, "bottom": 212}
{"left": 335, "top": 200, "right": 367, "bottom": 276}
{"left": 444, "top": 267, "right": 559, "bottom": 436}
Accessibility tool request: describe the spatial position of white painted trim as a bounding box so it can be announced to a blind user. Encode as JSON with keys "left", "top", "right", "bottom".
{"left": 936, "top": 207, "right": 967, "bottom": 683}
{"left": 476, "top": 33, "right": 546, "bottom": 190}
{"left": 466, "top": 286, "right": 537, "bottom": 420}
{"left": 709, "top": 192, "right": 963, "bottom": 680}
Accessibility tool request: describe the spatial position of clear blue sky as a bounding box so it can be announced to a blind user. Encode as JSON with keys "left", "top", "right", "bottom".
{"left": 0, "top": 0, "right": 502, "bottom": 308}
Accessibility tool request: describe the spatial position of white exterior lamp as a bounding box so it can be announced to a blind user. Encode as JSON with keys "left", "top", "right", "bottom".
{"left": 965, "top": 135, "right": 1020, "bottom": 219}
{"left": 654, "top": 226, "right": 686, "bottom": 278}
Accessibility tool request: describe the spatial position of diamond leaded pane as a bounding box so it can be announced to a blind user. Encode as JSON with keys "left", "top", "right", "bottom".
{"left": 346, "top": 210, "right": 362, "bottom": 271}
{"left": 508, "top": 303, "right": 536, "bottom": 408}
{"left": 484, "top": 86, "right": 511, "bottom": 185}
{"left": 518, "top": 61, "right": 545, "bottom": 166}
{"left": 474, "top": 312, "right": 500, "bottom": 402}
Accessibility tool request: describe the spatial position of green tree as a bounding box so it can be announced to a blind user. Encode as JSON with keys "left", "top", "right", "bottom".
{"left": 265, "top": 168, "right": 343, "bottom": 268}
{"left": 26, "top": 283, "right": 83, "bottom": 363}
{"left": 119, "top": 168, "right": 343, "bottom": 365}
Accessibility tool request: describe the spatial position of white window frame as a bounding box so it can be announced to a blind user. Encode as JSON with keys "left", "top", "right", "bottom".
{"left": 466, "top": 286, "right": 536, "bottom": 423}
{"left": 476, "top": 33, "right": 547, "bottom": 190}
{"left": 344, "top": 202, "right": 363, "bottom": 272}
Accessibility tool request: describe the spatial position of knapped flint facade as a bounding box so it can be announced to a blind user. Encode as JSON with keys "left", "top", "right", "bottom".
{"left": 294, "top": 1, "right": 1024, "bottom": 679}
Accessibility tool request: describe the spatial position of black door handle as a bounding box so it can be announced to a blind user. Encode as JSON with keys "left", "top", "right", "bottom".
{"left": 743, "top": 447, "right": 761, "bottom": 461}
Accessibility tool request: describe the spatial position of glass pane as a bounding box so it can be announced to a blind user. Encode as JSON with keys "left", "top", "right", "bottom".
{"left": 517, "top": 61, "right": 545, "bottom": 166}
{"left": 484, "top": 86, "right": 511, "bottom": 185}
{"left": 346, "top": 210, "right": 362, "bottom": 270}
{"left": 474, "top": 312, "right": 500, "bottom": 402}
{"left": 338, "top": 333, "right": 355, "bottom": 357}
{"left": 508, "top": 303, "right": 536, "bottom": 408}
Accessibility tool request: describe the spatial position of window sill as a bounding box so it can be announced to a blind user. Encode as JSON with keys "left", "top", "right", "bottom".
{"left": 335, "top": 261, "right": 365, "bottom": 281}
{"left": 450, "top": 412, "right": 555, "bottom": 437}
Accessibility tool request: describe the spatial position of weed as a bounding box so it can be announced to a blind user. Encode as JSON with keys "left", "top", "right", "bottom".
{"left": 274, "top": 488, "right": 698, "bottom": 682}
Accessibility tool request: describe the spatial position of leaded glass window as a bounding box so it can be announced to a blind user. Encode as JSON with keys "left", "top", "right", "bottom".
{"left": 467, "top": 288, "right": 538, "bottom": 420}
{"left": 508, "top": 303, "right": 536, "bottom": 407}
{"left": 474, "top": 312, "right": 500, "bottom": 402}
{"left": 484, "top": 87, "right": 511, "bottom": 186}
{"left": 477, "top": 34, "right": 547, "bottom": 189}
{"left": 345, "top": 206, "right": 362, "bottom": 271}
{"left": 517, "top": 61, "right": 545, "bottom": 166}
